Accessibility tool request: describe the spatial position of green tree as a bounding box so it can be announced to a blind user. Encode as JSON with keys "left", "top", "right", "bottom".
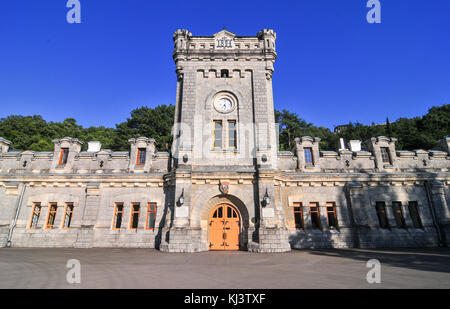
{"left": 113, "top": 104, "right": 175, "bottom": 151}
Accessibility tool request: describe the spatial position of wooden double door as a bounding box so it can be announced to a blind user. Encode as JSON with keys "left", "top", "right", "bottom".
{"left": 209, "top": 204, "right": 240, "bottom": 251}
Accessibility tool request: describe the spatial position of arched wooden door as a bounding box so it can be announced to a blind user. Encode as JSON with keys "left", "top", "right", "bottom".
{"left": 209, "top": 204, "right": 240, "bottom": 251}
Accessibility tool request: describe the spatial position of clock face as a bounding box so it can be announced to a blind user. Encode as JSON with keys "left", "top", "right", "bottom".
{"left": 213, "top": 92, "right": 236, "bottom": 114}
{"left": 218, "top": 98, "right": 233, "bottom": 112}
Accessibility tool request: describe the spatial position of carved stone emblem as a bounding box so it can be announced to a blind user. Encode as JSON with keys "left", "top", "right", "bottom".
{"left": 219, "top": 181, "right": 229, "bottom": 194}
{"left": 215, "top": 35, "right": 234, "bottom": 50}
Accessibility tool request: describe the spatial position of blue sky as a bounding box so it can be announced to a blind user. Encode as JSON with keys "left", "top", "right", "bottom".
{"left": 0, "top": 0, "right": 449, "bottom": 129}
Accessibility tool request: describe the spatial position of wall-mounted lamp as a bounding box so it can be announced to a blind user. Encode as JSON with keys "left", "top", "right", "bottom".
{"left": 262, "top": 188, "right": 271, "bottom": 207}
{"left": 178, "top": 188, "right": 185, "bottom": 206}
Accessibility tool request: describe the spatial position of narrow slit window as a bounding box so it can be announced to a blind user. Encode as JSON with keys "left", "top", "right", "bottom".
{"left": 228, "top": 121, "right": 237, "bottom": 148}
{"left": 213, "top": 121, "right": 222, "bottom": 148}
{"left": 146, "top": 203, "right": 157, "bottom": 230}
{"left": 375, "top": 202, "right": 389, "bottom": 228}
{"left": 326, "top": 202, "right": 338, "bottom": 229}
{"left": 113, "top": 203, "right": 123, "bottom": 230}
{"left": 62, "top": 203, "right": 74, "bottom": 229}
{"left": 130, "top": 203, "right": 140, "bottom": 229}
{"left": 59, "top": 148, "right": 69, "bottom": 165}
{"left": 293, "top": 202, "right": 304, "bottom": 230}
{"left": 392, "top": 202, "right": 406, "bottom": 228}
{"left": 137, "top": 148, "right": 146, "bottom": 165}
{"left": 408, "top": 201, "right": 423, "bottom": 229}
{"left": 380, "top": 147, "right": 391, "bottom": 164}
{"left": 304, "top": 148, "right": 313, "bottom": 166}
{"left": 29, "top": 203, "right": 41, "bottom": 229}
{"left": 45, "top": 204, "right": 57, "bottom": 229}
{"left": 309, "top": 203, "right": 321, "bottom": 229}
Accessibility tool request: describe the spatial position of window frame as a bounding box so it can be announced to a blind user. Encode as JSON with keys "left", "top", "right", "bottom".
{"left": 375, "top": 201, "right": 389, "bottom": 228}
{"left": 227, "top": 120, "right": 237, "bottom": 149}
{"left": 380, "top": 147, "right": 392, "bottom": 164}
{"left": 408, "top": 201, "right": 423, "bottom": 229}
{"left": 61, "top": 203, "right": 74, "bottom": 230}
{"left": 136, "top": 148, "right": 146, "bottom": 166}
{"left": 112, "top": 203, "right": 124, "bottom": 230}
{"left": 293, "top": 202, "right": 304, "bottom": 230}
{"left": 129, "top": 203, "right": 140, "bottom": 230}
{"left": 213, "top": 120, "right": 223, "bottom": 149}
{"left": 58, "top": 148, "right": 69, "bottom": 166}
{"left": 146, "top": 202, "right": 157, "bottom": 231}
{"left": 392, "top": 201, "right": 406, "bottom": 228}
{"left": 29, "top": 202, "right": 41, "bottom": 230}
{"left": 309, "top": 202, "right": 322, "bottom": 230}
{"left": 304, "top": 147, "right": 314, "bottom": 166}
{"left": 326, "top": 202, "right": 339, "bottom": 229}
{"left": 45, "top": 203, "right": 58, "bottom": 230}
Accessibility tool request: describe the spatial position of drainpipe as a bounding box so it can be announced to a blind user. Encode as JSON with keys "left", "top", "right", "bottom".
{"left": 6, "top": 184, "right": 27, "bottom": 247}
{"left": 424, "top": 180, "right": 443, "bottom": 247}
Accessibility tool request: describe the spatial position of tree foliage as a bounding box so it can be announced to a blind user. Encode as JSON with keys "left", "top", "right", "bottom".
{"left": 0, "top": 103, "right": 447, "bottom": 153}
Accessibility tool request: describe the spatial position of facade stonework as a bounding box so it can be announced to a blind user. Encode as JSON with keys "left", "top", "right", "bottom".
{"left": 0, "top": 30, "right": 449, "bottom": 252}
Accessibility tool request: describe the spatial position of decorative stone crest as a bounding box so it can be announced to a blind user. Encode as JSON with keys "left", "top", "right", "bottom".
{"left": 215, "top": 35, "right": 235, "bottom": 50}
{"left": 219, "top": 181, "right": 229, "bottom": 194}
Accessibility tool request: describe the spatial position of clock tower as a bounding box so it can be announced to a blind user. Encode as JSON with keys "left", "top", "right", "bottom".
{"left": 161, "top": 29, "right": 291, "bottom": 253}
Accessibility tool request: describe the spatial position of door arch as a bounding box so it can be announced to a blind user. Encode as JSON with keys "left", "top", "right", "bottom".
{"left": 209, "top": 204, "right": 240, "bottom": 251}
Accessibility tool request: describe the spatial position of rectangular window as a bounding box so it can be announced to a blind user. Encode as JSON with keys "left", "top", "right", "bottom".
{"left": 304, "top": 148, "right": 314, "bottom": 165}
{"left": 137, "top": 148, "right": 146, "bottom": 165}
{"left": 213, "top": 121, "right": 222, "bottom": 148}
{"left": 392, "top": 202, "right": 406, "bottom": 228}
{"left": 29, "top": 203, "right": 41, "bottom": 229}
{"left": 293, "top": 202, "right": 304, "bottom": 230}
{"left": 130, "top": 203, "right": 140, "bottom": 230}
{"left": 62, "top": 203, "right": 74, "bottom": 229}
{"left": 146, "top": 203, "right": 157, "bottom": 230}
{"left": 45, "top": 204, "right": 57, "bottom": 229}
{"left": 309, "top": 203, "right": 321, "bottom": 229}
{"left": 112, "top": 203, "right": 123, "bottom": 230}
{"left": 375, "top": 202, "right": 389, "bottom": 228}
{"left": 408, "top": 201, "right": 423, "bottom": 229}
{"left": 228, "top": 121, "right": 237, "bottom": 148}
{"left": 326, "top": 202, "right": 338, "bottom": 229}
{"left": 380, "top": 147, "right": 391, "bottom": 164}
{"left": 59, "top": 148, "right": 69, "bottom": 165}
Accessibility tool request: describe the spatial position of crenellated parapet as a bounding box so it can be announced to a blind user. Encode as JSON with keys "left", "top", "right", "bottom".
{"left": 280, "top": 135, "right": 450, "bottom": 173}
{"left": 0, "top": 136, "right": 169, "bottom": 175}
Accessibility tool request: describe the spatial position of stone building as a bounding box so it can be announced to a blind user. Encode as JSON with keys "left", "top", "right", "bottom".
{"left": 0, "top": 29, "right": 449, "bottom": 252}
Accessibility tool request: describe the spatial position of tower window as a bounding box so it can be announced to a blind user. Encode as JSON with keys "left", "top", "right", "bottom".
{"left": 228, "top": 120, "right": 237, "bottom": 148}
{"left": 293, "top": 202, "right": 304, "bottom": 230}
{"left": 375, "top": 202, "right": 389, "bottom": 228}
{"left": 59, "top": 148, "right": 69, "bottom": 165}
{"left": 213, "top": 121, "right": 222, "bottom": 148}
{"left": 220, "top": 69, "right": 229, "bottom": 78}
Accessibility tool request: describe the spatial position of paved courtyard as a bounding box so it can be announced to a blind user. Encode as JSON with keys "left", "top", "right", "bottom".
{"left": 0, "top": 247, "right": 449, "bottom": 289}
